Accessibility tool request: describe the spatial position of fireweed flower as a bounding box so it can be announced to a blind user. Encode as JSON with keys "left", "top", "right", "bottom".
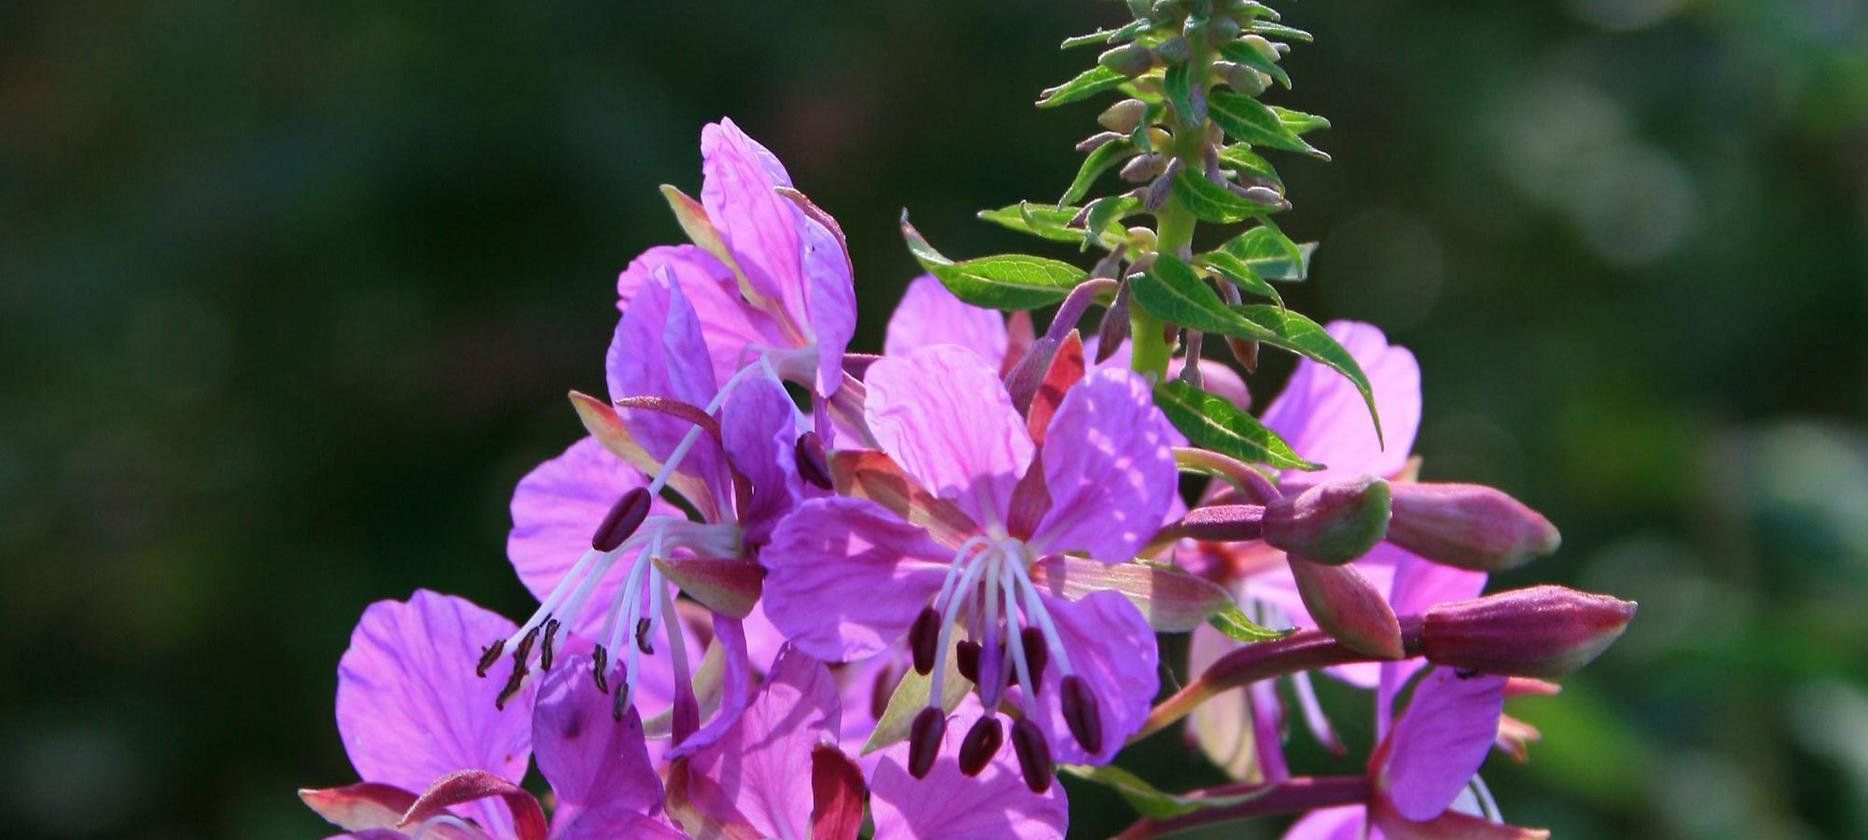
{"left": 761, "top": 344, "right": 1178, "bottom": 791}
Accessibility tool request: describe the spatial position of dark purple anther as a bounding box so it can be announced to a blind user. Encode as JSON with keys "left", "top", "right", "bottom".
{"left": 592, "top": 645, "right": 610, "bottom": 693}
{"left": 611, "top": 683, "right": 630, "bottom": 721}
{"left": 958, "top": 715, "right": 1005, "bottom": 777}
{"left": 1060, "top": 675, "right": 1103, "bottom": 754}
{"left": 870, "top": 662, "right": 901, "bottom": 721}
{"left": 1021, "top": 627, "right": 1048, "bottom": 687}
{"left": 794, "top": 432, "right": 834, "bottom": 490}
{"left": 539, "top": 618, "right": 560, "bottom": 671}
{"left": 496, "top": 625, "right": 542, "bottom": 710}
{"left": 909, "top": 606, "right": 941, "bottom": 676}
{"left": 635, "top": 617, "right": 654, "bottom": 655}
{"left": 591, "top": 487, "right": 652, "bottom": 552}
{"left": 955, "top": 640, "right": 983, "bottom": 683}
{"left": 908, "top": 707, "right": 947, "bottom": 779}
{"left": 1010, "top": 717, "right": 1054, "bottom": 793}
{"left": 475, "top": 638, "right": 506, "bottom": 678}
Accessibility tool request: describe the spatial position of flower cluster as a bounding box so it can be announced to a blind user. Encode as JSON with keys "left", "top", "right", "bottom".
{"left": 301, "top": 3, "right": 1636, "bottom": 838}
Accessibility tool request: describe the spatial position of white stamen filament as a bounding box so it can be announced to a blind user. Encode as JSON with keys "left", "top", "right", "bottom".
{"left": 1471, "top": 775, "right": 1503, "bottom": 823}
{"left": 1000, "top": 561, "right": 1037, "bottom": 704}
{"left": 1007, "top": 548, "right": 1074, "bottom": 677}
{"left": 661, "top": 584, "right": 692, "bottom": 699}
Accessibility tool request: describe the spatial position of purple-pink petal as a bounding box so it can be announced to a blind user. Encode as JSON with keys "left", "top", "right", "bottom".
{"left": 335, "top": 591, "right": 533, "bottom": 839}
{"left": 700, "top": 120, "right": 811, "bottom": 330}
{"left": 531, "top": 654, "right": 663, "bottom": 830}
{"left": 801, "top": 211, "right": 857, "bottom": 397}
{"left": 1283, "top": 804, "right": 1373, "bottom": 840}
{"left": 868, "top": 712, "right": 1068, "bottom": 840}
{"left": 865, "top": 345, "right": 1033, "bottom": 529}
{"left": 1260, "top": 321, "right": 1421, "bottom": 480}
{"left": 720, "top": 377, "right": 804, "bottom": 546}
{"left": 685, "top": 646, "right": 842, "bottom": 840}
{"left": 1024, "top": 590, "right": 1158, "bottom": 765}
{"left": 615, "top": 245, "right": 778, "bottom": 387}
{"left": 1028, "top": 368, "right": 1179, "bottom": 563}
{"left": 606, "top": 270, "right": 732, "bottom": 510}
{"left": 1380, "top": 667, "right": 1506, "bottom": 821}
{"left": 760, "top": 497, "right": 953, "bottom": 661}
{"left": 884, "top": 275, "right": 1009, "bottom": 365}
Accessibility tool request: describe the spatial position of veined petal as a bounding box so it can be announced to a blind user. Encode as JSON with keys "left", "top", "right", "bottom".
{"left": 556, "top": 807, "right": 689, "bottom": 840}
{"left": 722, "top": 377, "right": 804, "bottom": 545}
{"left": 884, "top": 275, "right": 1009, "bottom": 366}
{"left": 701, "top": 119, "right": 812, "bottom": 335}
{"left": 761, "top": 497, "right": 952, "bottom": 661}
{"left": 1186, "top": 621, "right": 1258, "bottom": 780}
{"left": 869, "top": 718, "right": 1068, "bottom": 840}
{"left": 1261, "top": 321, "right": 1421, "bottom": 480}
{"left": 531, "top": 654, "right": 663, "bottom": 828}
{"left": 616, "top": 244, "right": 779, "bottom": 386}
{"left": 1029, "top": 369, "right": 1179, "bottom": 563}
{"left": 335, "top": 592, "right": 533, "bottom": 839}
{"left": 668, "top": 614, "right": 756, "bottom": 758}
{"left": 802, "top": 210, "right": 857, "bottom": 396}
{"left": 685, "top": 646, "right": 842, "bottom": 840}
{"left": 1282, "top": 804, "right": 1371, "bottom": 840}
{"left": 607, "top": 272, "right": 734, "bottom": 511}
{"left": 1027, "top": 590, "right": 1158, "bottom": 765}
{"left": 865, "top": 345, "right": 1033, "bottom": 529}
{"left": 1380, "top": 668, "right": 1507, "bottom": 822}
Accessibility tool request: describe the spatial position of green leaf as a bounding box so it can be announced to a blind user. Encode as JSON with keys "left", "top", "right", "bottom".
{"left": 1208, "top": 90, "right": 1329, "bottom": 160}
{"left": 1061, "top": 139, "right": 1137, "bottom": 205}
{"left": 1060, "top": 30, "right": 1113, "bottom": 49}
{"left": 1162, "top": 61, "right": 1199, "bottom": 129}
{"left": 1058, "top": 764, "right": 1276, "bottom": 819}
{"left": 902, "top": 215, "right": 1087, "bottom": 310}
{"left": 1218, "top": 222, "right": 1314, "bottom": 282}
{"left": 862, "top": 647, "right": 970, "bottom": 754}
{"left": 1060, "top": 19, "right": 1151, "bottom": 49}
{"left": 1170, "top": 168, "right": 1285, "bottom": 224}
{"left": 1082, "top": 195, "right": 1142, "bottom": 252}
{"left": 1132, "top": 256, "right": 1380, "bottom": 443}
{"left": 1038, "top": 65, "right": 1128, "bottom": 108}
{"left": 1154, "top": 379, "right": 1318, "bottom": 470}
{"left": 977, "top": 202, "right": 1082, "bottom": 244}
{"left": 1217, "top": 144, "right": 1283, "bottom": 188}
{"left": 1216, "top": 39, "right": 1291, "bottom": 89}
{"left": 1104, "top": 18, "right": 1152, "bottom": 44}
{"left": 1272, "top": 105, "right": 1331, "bottom": 136}
{"left": 1249, "top": 21, "right": 1314, "bottom": 42}
{"left": 1198, "top": 250, "right": 1283, "bottom": 305}
{"left": 1208, "top": 603, "right": 1292, "bottom": 643}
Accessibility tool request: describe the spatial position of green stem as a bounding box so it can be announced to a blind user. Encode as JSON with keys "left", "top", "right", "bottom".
{"left": 1131, "top": 30, "right": 1214, "bottom": 381}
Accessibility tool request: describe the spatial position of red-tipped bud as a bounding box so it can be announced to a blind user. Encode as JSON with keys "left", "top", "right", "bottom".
{"left": 909, "top": 607, "right": 941, "bottom": 676}
{"left": 591, "top": 487, "right": 651, "bottom": 552}
{"left": 1423, "top": 585, "right": 1636, "bottom": 678}
{"left": 1386, "top": 483, "right": 1561, "bottom": 571}
{"left": 1021, "top": 626, "right": 1049, "bottom": 687}
{"left": 908, "top": 707, "right": 947, "bottom": 779}
{"left": 1009, "top": 717, "right": 1054, "bottom": 793}
{"left": 1060, "top": 675, "right": 1104, "bottom": 755}
{"left": 1263, "top": 475, "right": 1392, "bottom": 564}
{"left": 794, "top": 432, "right": 833, "bottom": 490}
{"left": 958, "top": 716, "right": 1005, "bottom": 777}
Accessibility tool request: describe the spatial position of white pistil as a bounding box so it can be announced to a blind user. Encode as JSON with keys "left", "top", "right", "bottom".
{"left": 661, "top": 584, "right": 691, "bottom": 699}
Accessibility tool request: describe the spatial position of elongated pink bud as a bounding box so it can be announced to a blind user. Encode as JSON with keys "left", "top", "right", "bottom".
{"left": 591, "top": 487, "right": 651, "bottom": 552}
{"left": 1423, "top": 585, "right": 1636, "bottom": 678}
{"left": 1289, "top": 558, "right": 1404, "bottom": 659}
{"left": 1263, "top": 475, "right": 1392, "bottom": 565}
{"left": 1386, "top": 483, "right": 1561, "bottom": 571}
{"left": 908, "top": 707, "right": 946, "bottom": 779}
{"left": 1176, "top": 503, "right": 1266, "bottom": 541}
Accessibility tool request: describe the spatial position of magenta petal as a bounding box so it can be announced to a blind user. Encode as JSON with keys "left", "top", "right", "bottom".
{"left": 1380, "top": 667, "right": 1507, "bottom": 821}
{"left": 667, "top": 614, "right": 756, "bottom": 759}
{"left": 1029, "top": 369, "right": 1179, "bottom": 563}
{"left": 506, "top": 438, "right": 674, "bottom": 637}
{"left": 802, "top": 212, "right": 857, "bottom": 397}
{"left": 335, "top": 591, "right": 533, "bottom": 838}
{"left": 685, "top": 646, "right": 841, "bottom": 840}
{"left": 1378, "top": 552, "right": 1489, "bottom": 730}
{"left": 615, "top": 244, "right": 778, "bottom": 386}
{"left": 556, "top": 807, "right": 689, "bottom": 840}
{"left": 761, "top": 497, "right": 952, "bottom": 661}
{"left": 700, "top": 120, "right": 809, "bottom": 324}
{"left": 869, "top": 719, "right": 1068, "bottom": 840}
{"left": 884, "top": 275, "right": 1009, "bottom": 365}
{"left": 865, "top": 345, "right": 1033, "bottom": 528}
{"left": 1029, "top": 590, "right": 1158, "bottom": 765}
{"left": 721, "top": 377, "right": 803, "bottom": 545}
{"left": 606, "top": 272, "right": 733, "bottom": 509}
{"left": 1282, "top": 805, "right": 1371, "bottom": 840}
{"left": 531, "top": 654, "right": 662, "bottom": 826}
{"left": 1261, "top": 321, "right": 1421, "bottom": 480}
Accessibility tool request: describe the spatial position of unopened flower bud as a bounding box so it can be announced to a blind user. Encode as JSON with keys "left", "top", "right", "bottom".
{"left": 907, "top": 707, "right": 946, "bottom": 779}
{"left": 1121, "top": 152, "right": 1167, "bottom": 183}
{"left": 1151, "top": 0, "right": 1188, "bottom": 20}
{"left": 1263, "top": 475, "right": 1392, "bottom": 564}
{"left": 1125, "top": 226, "right": 1157, "bottom": 252}
{"left": 1233, "top": 183, "right": 1290, "bottom": 210}
{"left": 1075, "top": 131, "right": 1125, "bottom": 154}
{"left": 1208, "top": 15, "right": 1242, "bottom": 40}
{"left": 1156, "top": 35, "right": 1191, "bottom": 65}
{"left": 1386, "top": 482, "right": 1561, "bottom": 571}
{"left": 1225, "top": 63, "right": 1270, "bottom": 96}
{"left": 1099, "top": 99, "right": 1148, "bottom": 133}
{"left": 1241, "top": 34, "right": 1280, "bottom": 63}
{"left": 1099, "top": 44, "right": 1155, "bottom": 78}
{"left": 1423, "top": 585, "right": 1636, "bottom": 678}
{"left": 1143, "top": 127, "right": 1173, "bottom": 152}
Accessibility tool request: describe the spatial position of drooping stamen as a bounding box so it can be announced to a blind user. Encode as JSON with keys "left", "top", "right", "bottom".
{"left": 909, "top": 607, "right": 941, "bottom": 676}
{"left": 908, "top": 707, "right": 946, "bottom": 779}
{"left": 1009, "top": 717, "right": 1053, "bottom": 793}
{"left": 475, "top": 639, "right": 506, "bottom": 678}
{"left": 611, "top": 681, "right": 631, "bottom": 722}
{"left": 538, "top": 618, "right": 561, "bottom": 671}
{"left": 794, "top": 431, "right": 833, "bottom": 490}
{"left": 1021, "top": 626, "right": 1048, "bottom": 687}
{"left": 954, "top": 640, "right": 982, "bottom": 683}
{"left": 592, "top": 488, "right": 652, "bottom": 552}
{"left": 496, "top": 625, "right": 542, "bottom": 710}
{"left": 1060, "top": 675, "right": 1104, "bottom": 754}
{"left": 635, "top": 618, "right": 654, "bottom": 654}
{"left": 592, "top": 645, "right": 610, "bottom": 694}
{"left": 958, "top": 715, "right": 1005, "bottom": 777}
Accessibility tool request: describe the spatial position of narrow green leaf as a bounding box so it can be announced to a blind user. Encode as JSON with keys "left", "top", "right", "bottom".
{"left": 902, "top": 215, "right": 1087, "bottom": 310}
{"left": 1208, "top": 90, "right": 1329, "bottom": 160}
{"left": 1082, "top": 195, "right": 1142, "bottom": 252}
{"left": 1163, "top": 61, "right": 1198, "bottom": 129}
{"left": 1232, "top": 304, "right": 1382, "bottom": 444}
{"left": 1170, "top": 168, "right": 1285, "bottom": 224}
{"left": 1249, "top": 21, "right": 1313, "bottom": 42}
{"left": 1154, "top": 379, "right": 1318, "bottom": 470}
{"left": 1060, "top": 30, "right": 1114, "bottom": 49}
{"left": 1215, "top": 40, "right": 1291, "bottom": 89}
{"left": 1104, "top": 18, "right": 1152, "bottom": 44}
{"left": 978, "top": 203, "right": 1082, "bottom": 244}
{"left": 1062, "top": 139, "right": 1137, "bottom": 205}
{"left": 1198, "top": 250, "right": 1283, "bottom": 306}
{"left": 1208, "top": 603, "right": 1292, "bottom": 643}
{"left": 1272, "top": 105, "right": 1331, "bottom": 136}
{"left": 1217, "top": 144, "right": 1283, "bottom": 188}
{"left": 1038, "top": 65, "right": 1128, "bottom": 108}
{"left": 1218, "top": 222, "right": 1314, "bottom": 282}
{"left": 1059, "top": 764, "right": 1276, "bottom": 819}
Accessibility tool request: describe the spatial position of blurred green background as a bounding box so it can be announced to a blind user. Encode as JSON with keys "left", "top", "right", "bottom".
{"left": 4, "top": 0, "right": 1866, "bottom": 837}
